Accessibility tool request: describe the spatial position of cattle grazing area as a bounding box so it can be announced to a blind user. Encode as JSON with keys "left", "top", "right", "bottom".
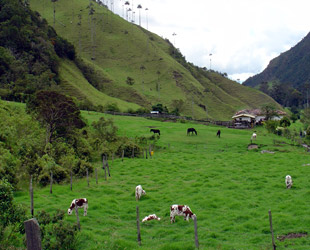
{"left": 14, "top": 112, "right": 310, "bottom": 250}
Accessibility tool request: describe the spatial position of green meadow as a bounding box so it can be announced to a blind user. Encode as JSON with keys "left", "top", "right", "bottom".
{"left": 15, "top": 113, "right": 310, "bottom": 249}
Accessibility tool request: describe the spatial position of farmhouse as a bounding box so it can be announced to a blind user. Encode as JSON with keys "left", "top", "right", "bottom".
{"left": 232, "top": 109, "right": 286, "bottom": 127}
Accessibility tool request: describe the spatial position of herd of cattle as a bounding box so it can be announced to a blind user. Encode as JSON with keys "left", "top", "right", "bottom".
{"left": 67, "top": 130, "right": 294, "bottom": 224}
{"left": 67, "top": 173, "right": 293, "bottom": 223}
{"left": 67, "top": 185, "right": 196, "bottom": 224}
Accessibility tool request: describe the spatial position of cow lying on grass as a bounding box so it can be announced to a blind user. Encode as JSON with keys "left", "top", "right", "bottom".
{"left": 142, "top": 214, "right": 161, "bottom": 223}
{"left": 68, "top": 198, "right": 88, "bottom": 216}
{"left": 286, "top": 175, "right": 293, "bottom": 189}
{"left": 135, "top": 185, "right": 146, "bottom": 201}
{"left": 170, "top": 204, "right": 196, "bottom": 223}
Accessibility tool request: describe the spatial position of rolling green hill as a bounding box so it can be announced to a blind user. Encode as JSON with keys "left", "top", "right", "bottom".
{"left": 6, "top": 0, "right": 281, "bottom": 120}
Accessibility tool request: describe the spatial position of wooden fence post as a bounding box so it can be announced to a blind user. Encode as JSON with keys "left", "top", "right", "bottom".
{"left": 122, "top": 150, "right": 124, "bottom": 162}
{"left": 50, "top": 171, "right": 53, "bottom": 194}
{"left": 106, "top": 161, "right": 111, "bottom": 177}
{"left": 70, "top": 170, "right": 73, "bottom": 191}
{"left": 132, "top": 147, "right": 135, "bottom": 158}
{"left": 86, "top": 168, "right": 89, "bottom": 187}
{"left": 95, "top": 168, "right": 98, "bottom": 184}
{"left": 103, "top": 155, "right": 107, "bottom": 181}
{"left": 269, "top": 210, "right": 276, "bottom": 250}
{"left": 136, "top": 206, "right": 141, "bottom": 246}
{"left": 145, "top": 148, "right": 148, "bottom": 159}
{"left": 30, "top": 175, "right": 34, "bottom": 218}
{"left": 194, "top": 216, "right": 199, "bottom": 249}
{"left": 24, "top": 218, "right": 41, "bottom": 250}
{"left": 75, "top": 200, "right": 80, "bottom": 231}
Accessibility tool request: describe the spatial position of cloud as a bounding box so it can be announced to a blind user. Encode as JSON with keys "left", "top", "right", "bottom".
{"left": 114, "top": 0, "right": 310, "bottom": 82}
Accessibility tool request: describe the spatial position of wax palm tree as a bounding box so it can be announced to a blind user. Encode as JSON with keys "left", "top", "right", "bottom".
{"left": 137, "top": 4, "right": 142, "bottom": 26}
{"left": 140, "top": 65, "right": 146, "bottom": 92}
{"left": 145, "top": 7, "right": 148, "bottom": 29}
{"left": 51, "top": 0, "right": 58, "bottom": 28}
{"left": 77, "top": 10, "right": 82, "bottom": 53}
{"left": 88, "top": 2, "right": 96, "bottom": 60}
{"left": 125, "top": 1, "right": 130, "bottom": 21}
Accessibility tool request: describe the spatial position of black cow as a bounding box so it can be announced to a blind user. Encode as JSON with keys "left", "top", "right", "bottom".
{"left": 187, "top": 128, "right": 197, "bottom": 135}
{"left": 150, "top": 129, "right": 160, "bottom": 135}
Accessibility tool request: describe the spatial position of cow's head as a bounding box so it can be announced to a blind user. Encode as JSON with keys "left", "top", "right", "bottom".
{"left": 68, "top": 208, "right": 73, "bottom": 215}
{"left": 142, "top": 190, "right": 146, "bottom": 195}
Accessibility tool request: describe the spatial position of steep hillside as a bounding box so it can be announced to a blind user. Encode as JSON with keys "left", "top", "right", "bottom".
{"left": 23, "top": 0, "right": 279, "bottom": 119}
{"left": 244, "top": 32, "right": 310, "bottom": 88}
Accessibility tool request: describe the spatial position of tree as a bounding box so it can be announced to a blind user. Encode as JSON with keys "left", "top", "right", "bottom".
{"left": 51, "top": 0, "right": 58, "bottom": 28}
{"left": 0, "top": 179, "right": 26, "bottom": 249}
{"left": 27, "top": 91, "right": 85, "bottom": 145}
{"left": 126, "top": 76, "right": 135, "bottom": 85}
{"left": 137, "top": 4, "right": 142, "bottom": 26}
{"left": 140, "top": 65, "right": 146, "bottom": 91}
{"left": 280, "top": 117, "right": 291, "bottom": 127}
{"left": 260, "top": 104, "right": 278, "bottom": 121}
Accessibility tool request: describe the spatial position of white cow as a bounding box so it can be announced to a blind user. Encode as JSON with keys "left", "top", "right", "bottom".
{"left": 251, "top": 132, "right": 257, "bottom": 141}
{"left": 285, "top": 175, "right": 293, "bottom": 189}
{"left": 68, "top": 198, "right": 88, "bottom": 216}
{"left": 135, "top": 185, "right": 146, "bottom": 201}
{"left": 170, "top": 204, "right": 196, "bottom": 223}
{"left": 142, "top": 214, "right": 161, "bottom": 223}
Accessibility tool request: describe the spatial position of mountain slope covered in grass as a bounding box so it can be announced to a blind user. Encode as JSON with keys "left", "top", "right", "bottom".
{"left": 14, "top": 0, "right": 280, "bottom": 119}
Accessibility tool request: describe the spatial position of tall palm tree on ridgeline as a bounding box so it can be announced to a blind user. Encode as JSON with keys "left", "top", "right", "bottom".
{"left": 137, "top": 4, "right": 142, "bottom": 26}
{"left": 51, "top": 0, "right": 58, "bottom": 28}
{"left": 125, "top": 1, "right": 130, "bottom": 21}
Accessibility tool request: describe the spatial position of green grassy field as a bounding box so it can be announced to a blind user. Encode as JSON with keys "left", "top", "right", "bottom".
{"left": 14, "top": 112, "right": 310, "bottom": 249}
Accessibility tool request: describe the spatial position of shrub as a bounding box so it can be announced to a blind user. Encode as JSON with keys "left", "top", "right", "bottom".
{"left": 104, "top": 103, "right": 120, "bottom": 112}
{"left": 36, "top": 209, "right": 78, "bottom": 250}
{"left": 72, "top": 159, "right": 93, "bottom": 177}
{"left": 280, "top": 117, "right": 291, "bottom": 127}
{"left": 264, "top": 120, "right": 279, "bottom": 134}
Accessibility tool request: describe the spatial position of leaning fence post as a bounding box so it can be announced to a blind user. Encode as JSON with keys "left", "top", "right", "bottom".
{"left": 269, "top": 210, "right": 276, "bottom": 250}
{"left": 86, "top": 168, "right": 89, "bottom": 187}
{"left": 106, "top": 160, "right": 111, "bottom": 177}
{"left": 24, "top": 218, "right": 42, "bottom": 250}
{"left": 30, "top": 175, "right": 34, "bottom": 218}
{"left": 103, "top": 155, "right": 107, "bottom": 181}
{"left": 50, "top": 171, "right": 53, "bottom": 194}
{"left": 136, "top": 206, "right": 141, "bottom": 246}
{"left": 194, "top": 216, "right": 199, "bottom": 249}
{"left": 95, "top": 168, "right": 98, "bottom": 185}
{"left": 75, "top": 200, "right": 80, "bottom": 231}
{"left": 122, "top": 150, "right": 124, "bottom": 162}
{"left": 70, "top": 170, "right": 73, "bottom": 191}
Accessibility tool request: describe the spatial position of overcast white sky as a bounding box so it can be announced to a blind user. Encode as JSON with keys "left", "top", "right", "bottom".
{"left": 111, "top": 0, "right": 310, "bottom": 83}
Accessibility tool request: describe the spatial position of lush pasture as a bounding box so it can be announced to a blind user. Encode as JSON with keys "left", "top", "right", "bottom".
{"left": 15, "top": 112, "right": 310, "bottom": 249}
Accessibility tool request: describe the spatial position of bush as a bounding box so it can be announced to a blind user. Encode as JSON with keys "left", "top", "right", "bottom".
{"left": 72, "top": 159, "right": 93, "bottom": 177}
{"left": 264, "top": 120, "right": 279, "bottom": 134}
{"left": 280, "top": 117, "right": 291, "bottom": 127}
{"left": 116, "top": 139, "right": 143, "bottom": 158}
{"left": 104, "top": 103, "right": 120, "bottom": 112}
{"left": 36, "top": 209, "right": 78, "bottom": 250}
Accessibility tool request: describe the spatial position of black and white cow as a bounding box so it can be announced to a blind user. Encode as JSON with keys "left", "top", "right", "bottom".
{"left": 285, "top": 175, "right": 293, "bottom": 189}
{"left": 170, "top": 204, "right": 196, "bottom": 223}
{"left": 68, "top": 198, "right": 88, "bottom": 216}
{"left": 135, "top": 185, "right": 146, "bottom": 201}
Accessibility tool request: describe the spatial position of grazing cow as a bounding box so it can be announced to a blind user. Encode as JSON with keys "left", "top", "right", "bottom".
{"left": 68, "top": 198, "right": 88, "bottom": 216}
{"left": 251, "top": 132, "right": 257, "bottom": 141}
{"left": 142, "top": 214, "right": 161, "bottom": 223}
{"left": 135, "top": 185, "right": 146, "bottom": 201}
{"left": 216, "top": 129, "right": 221, "bottom": 138}
{"left": 187, "top": 128, "right": 197, "bottom": 135}
{"left": 150, "top": 129, "right": 160, "bottom": 136}
{"left": 285, "top": 175, "right": 293, "bottom": 189}
{"left": 170, "top": 204, "right": 196, "bottom": 223}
